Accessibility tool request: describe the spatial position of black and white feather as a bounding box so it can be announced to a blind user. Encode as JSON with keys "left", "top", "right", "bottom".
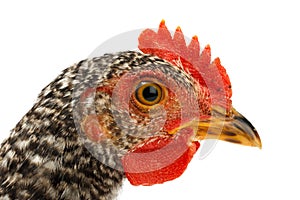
{"left": 0, "top": 51, "right": 196, "bottom": 200}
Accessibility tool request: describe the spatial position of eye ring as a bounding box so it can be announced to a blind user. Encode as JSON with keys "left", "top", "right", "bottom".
{"left": 135, "top": 82, "right": 163, "bottom": 106}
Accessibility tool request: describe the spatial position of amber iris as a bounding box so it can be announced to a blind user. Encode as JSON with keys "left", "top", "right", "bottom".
{"left": 135, "top": 82, "right": 163, "bottom": 106}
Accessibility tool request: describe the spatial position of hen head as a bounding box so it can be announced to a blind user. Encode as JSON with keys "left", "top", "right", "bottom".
{"left": 77, "top": 20, "right": 261, "bottom": 186}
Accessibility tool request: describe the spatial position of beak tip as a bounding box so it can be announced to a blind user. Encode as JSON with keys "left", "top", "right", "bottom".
{"left": 255, "top": 142, "right": 262, "bottom": 149}
{"left": 253, "top": 130, "right": 262, "bottom": 149}
{"left": 255, "top": 139, "right": 262, "bottom": 149}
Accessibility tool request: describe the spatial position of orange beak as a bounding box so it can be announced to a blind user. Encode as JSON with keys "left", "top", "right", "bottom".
{"left": 169, "top": 106, "right": 262, "bottom": 148}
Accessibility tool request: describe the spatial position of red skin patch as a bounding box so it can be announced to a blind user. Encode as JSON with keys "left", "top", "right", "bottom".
{"left": 122, "top": 129, "right": 200, "bottom": 186}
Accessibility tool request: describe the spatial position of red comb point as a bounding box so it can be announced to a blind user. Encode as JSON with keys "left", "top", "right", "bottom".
{"left": 159, "top": 19, "right": 166, "bottom": 27}
{"left": 157, "top": 21, "right": 172, "bottom": 48}
{"left": 214, "top": 57, "right": 221, "bottom": 65}
{"left": 188, "top": 36, "right": 200, "bottom": 61}
{"left": 174, "top": 26, "right": 187, "bottom": 57}
{"left": 199, "top": 45, "right": 211, "bottom": 70}
{"left": 138, "top": 21, "right": 232, "bottom": 111}
{"left": 175, "top": 26, "right": 182, "bottom": 32}
{"left": 192, "top": 35, "right": 198, "bottom": 41}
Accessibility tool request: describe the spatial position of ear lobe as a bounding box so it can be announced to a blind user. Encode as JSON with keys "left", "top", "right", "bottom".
{"left": 78, "top": 87, "right": 106, "bottom": 142}
{"left": 81, "top": 115, "right": 105, "bottom": 142}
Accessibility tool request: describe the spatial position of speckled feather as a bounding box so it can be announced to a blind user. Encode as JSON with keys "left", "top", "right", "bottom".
{"left": 0, "top": 51, "right": 201, "bottom": 200}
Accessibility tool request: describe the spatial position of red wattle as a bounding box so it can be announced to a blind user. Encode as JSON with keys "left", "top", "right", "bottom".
{"left": 122, "top": 130, "right": 200, "bottom": 186}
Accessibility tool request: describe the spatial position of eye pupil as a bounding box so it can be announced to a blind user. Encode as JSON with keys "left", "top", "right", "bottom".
{"left": 143, "top": 86, "right": 158, "bottom": 102}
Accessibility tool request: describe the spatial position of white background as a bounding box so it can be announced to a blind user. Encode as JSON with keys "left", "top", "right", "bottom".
{"left": 0, "top": 1, "right": 299, "bottom": 199}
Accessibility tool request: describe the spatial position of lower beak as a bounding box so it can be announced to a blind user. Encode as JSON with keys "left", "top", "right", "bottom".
{"left": 194, "top": 106, "right": 262, "bottom": 148}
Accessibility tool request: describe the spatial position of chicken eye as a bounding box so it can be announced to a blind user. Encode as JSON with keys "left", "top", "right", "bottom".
{"left": 135, "top": 82, "right": 163, "bottom": 106}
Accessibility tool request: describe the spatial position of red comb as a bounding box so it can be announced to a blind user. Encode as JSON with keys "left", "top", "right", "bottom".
{"left": 138, "top": 20, "right": 232, "bottom": 111}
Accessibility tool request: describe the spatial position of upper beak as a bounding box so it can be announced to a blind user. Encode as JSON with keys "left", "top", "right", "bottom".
{"left": 170, "top": 106, "right": 262, "bottom": 148}
{"left": 195, "top": 106, "right": 262, "bottom": 148}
